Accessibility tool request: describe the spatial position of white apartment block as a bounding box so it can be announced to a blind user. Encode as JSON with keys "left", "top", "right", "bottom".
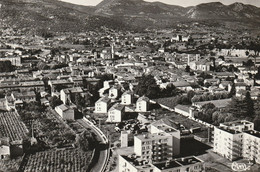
{"left": 242, "top": 130, "right": 260, "bottom": 164}
{"left": 109, "top": 86, "right": 121, "bottom": 99}
{"left": 119, "top": 154, "right": 204, "bottom": 172}
{"left": 213, "top": 126, "right": 243, "bottom": 161}
{"left": 214, "top": 120, "right": 260, "bottom": 164}
{"left": 136, "top": 96, "right": 149, "bottom": 112}
{"left": 107, "top": 103, "right": 125, "bottom": 123}
{"left": 134, "top": 122, "right": 180, "bottom": 163}
{"left": 153, "top": 156, "right": 205, "bottom": 172}
{"left": 220, "top": 120, "right": 254, "bottom": 132}
{"left": 121, "top": 91, "right": 133, "bottom": 105}
{"left": 95, "top": 97, "right": 111, "bottom": 113}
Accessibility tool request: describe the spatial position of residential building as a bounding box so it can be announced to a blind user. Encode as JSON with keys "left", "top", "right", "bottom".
{"left": 153, "top": 156, "right": 205, "bottom": 172}
{"left": 60, "top": 87, "right": 83, "bottom": 104}
{"left": 95, "top": 97, "right": 111, "bottom": 113}
{"left": 121, "top": 91, "right": 134, "bottom": 105}
{"left": 135, "top": 96, "right": 149, "bottom": 112}
{"left": 134, "top": 121, "right": 180, "bottom": 163}
{"left": 107, "top": 103, "right": 125, "bottom": 123}
{"left": 214, "top": 120, "right": 260, "bottom": 164}
{"left": 242, "top": 130, "right": 260, "bottom": 164}
{"left": 109, "top": 85, "right": 121, "bottom": 99}
{"left": 119, "top": 152, "right": 204, "bottom": 172}
{"left": 0, "top": 138, "right": 10, "bottom": 160}
{"left": 213, "top": 126, "right": 243, "bottom": 161}
{"left": 174, "top": 104, "right": 194, "bottom": 117}
{"left": 220, "top": 120, "right": 254, "bottom": 132}
{"left": 55, "top": 104, "right": 75, "bottom": 120}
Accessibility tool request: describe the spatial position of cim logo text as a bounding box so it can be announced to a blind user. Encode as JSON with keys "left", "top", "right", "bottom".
{"left": 231, "top": 162, "right": 252, "bottom": 171}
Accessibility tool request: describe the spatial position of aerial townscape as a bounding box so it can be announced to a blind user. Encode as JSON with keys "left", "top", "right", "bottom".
{"left": 1, "top": 0, "right": 260, "bottom": 172}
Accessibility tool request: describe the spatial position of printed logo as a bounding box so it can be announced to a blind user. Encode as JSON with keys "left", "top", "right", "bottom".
{"left": 231, "top": 162, "right": 252, "bottom": 171}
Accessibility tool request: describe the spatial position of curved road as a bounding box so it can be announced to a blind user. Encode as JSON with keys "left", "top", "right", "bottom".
{"left": 77, "top": 119, "right": 109, "bottom": 172}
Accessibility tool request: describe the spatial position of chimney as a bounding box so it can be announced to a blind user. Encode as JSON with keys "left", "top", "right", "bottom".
{"left": 187, "top": 55, "right": 190, "bottom": 66}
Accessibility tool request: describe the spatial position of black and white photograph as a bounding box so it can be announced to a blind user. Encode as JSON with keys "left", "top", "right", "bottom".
{"left": 0, "top": 0, "right": 260, "bottom": 171}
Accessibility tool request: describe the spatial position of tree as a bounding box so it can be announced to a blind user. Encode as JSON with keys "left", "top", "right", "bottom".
{"left": 160, "top": 84, "right": 180, "bottom": 98}
{"left": 75, "top": 93, "right": 85, "bottom": 110}
{"left": 187, "top": 90, "right": 195, "bottom": 103}
{"left": 198, "top": 103, "right": 218, "bottom": 123}
{"left": 244, "top": 92, "right": 254, "bottom": 117}
{"left": 78, "top": 131, "right": 98, "bottom": 151}
{"left": 218, "top": 56, "right": 225, "bottom": 61}
{"left": 49, "top": 96, "right": 63, "bottom": 108}
{"left": 229, "top": 83, "right": 236, "bottom": 97}
{"left": 185, "top": 65, "right": 190, "bottom": 72}
{"left": 253, "top": 115, "right": 260, "bottom": 131}
{"left": 135, "top": 74, "right": 160, "bottom": 99}
{"left": 0, "top": 61, "right": 15, "bottom": 72}
{"left": 227, "top": 97, "right": 248, "bottom": 118}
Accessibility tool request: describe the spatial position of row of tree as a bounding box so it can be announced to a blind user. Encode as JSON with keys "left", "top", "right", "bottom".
{"left": 135, "top": 74, "right": 182, "bottom": 99}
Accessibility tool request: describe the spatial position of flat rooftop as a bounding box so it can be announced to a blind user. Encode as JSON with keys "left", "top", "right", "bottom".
{"left": 244, "top": 130, "right": 260, "bottom": 138}
{"left": 217, "top": 126, "right": 242, "bottom": 135}
{"left": 221, "top": 120, "right": 253, "bottom": 127}
{"left": 135, "top": 132, "right": 168, "bottom": 140}
{"left": 153, "top": 156, "right": 203, "bottom": 170}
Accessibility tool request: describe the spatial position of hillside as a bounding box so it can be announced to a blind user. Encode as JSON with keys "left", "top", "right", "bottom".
{"left": 1, "top": 0, "right": 260, "bottom": 33}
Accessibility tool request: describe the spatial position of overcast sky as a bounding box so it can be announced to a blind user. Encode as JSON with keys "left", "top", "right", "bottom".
{"left": 59, "top": 0, "right": 260, "bottom": 7}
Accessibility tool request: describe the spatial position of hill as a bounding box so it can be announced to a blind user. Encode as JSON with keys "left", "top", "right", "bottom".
{"left": 1, "top": 0, "right": 260, "bottom": 33}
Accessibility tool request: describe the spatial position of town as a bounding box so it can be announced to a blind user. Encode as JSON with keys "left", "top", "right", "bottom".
{"left": 1, "top": 8, "right": 260, "bottom": 172}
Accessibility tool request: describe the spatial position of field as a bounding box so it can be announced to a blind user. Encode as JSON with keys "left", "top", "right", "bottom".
{"left": 0, "top": 112, "right": 28, "bottom": 142}
{"left": 18, "top": 106, "right": 76, "bottom": 147}
{"left": 0, "top": 158, "right": 22, "bottom": 172}
{"left": 23, "top": 148, "right": 92, "bottom": 172}
{"left": 153, "top": 96, "right": 180, "bottom": 110}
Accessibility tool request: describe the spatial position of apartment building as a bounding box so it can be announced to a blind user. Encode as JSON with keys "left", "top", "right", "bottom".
{"left": 214, "top": 120, "right": 260, "bottom": 164}
{"left": 242, "top": 130, "right": 260, "bottom": 164}
{"left": 135, "top": 96, "right": 149, "bottom": 112}
{"left": 153, "top": 156, "right": 204, "bottom": 172}
{"left": 95, "top": 97, "right": 111, "bottom": 113}
{"left": 220, "top": 120, "right": 254, "bottom": 132}
{"left": 107, "top": 103, "right": 125, "bottom": 123}
{"left": 213, "top": 126, "right": 243, "bottom": 161}
{"left": 134, "top": 122, "right": 180, "bottom": 163}
{"left": 121, "top": 91, "right": 134, "bottom": 105}
{"left": 119, "top": 153, "right": 204, "bottom": 172}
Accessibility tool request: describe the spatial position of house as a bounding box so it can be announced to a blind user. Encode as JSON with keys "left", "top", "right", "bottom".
{"left": 55, "top": 104, "right": 74, "bottom": 120}
{"left": 107, "top": 103, "right": 125, "bottom": 123}
{"left": 108, "top": 85, "right": 121, "bottom": 99}
{"left": 121, "top": 91, "right": 134, "bottom": 105}
{"left": 172, "top": 81, "right": 192, "bottom": 91}
{"left": 40, "top": 98, "right": 50, "bottom": 106}
{"left": 174, "top": 104, "right": 194, "bottom": 117}
{"left": 234, "top": 82, "right": 247, "bottom": 92}
{"left": 11, "top": 91, "right": 36, "bottom": 103}
{"left": 95, "top": 97, "right": 111, "bottom": 113}
{"left": 60, "top": 87, "right": 83, "bottom": 104}
{"left": 135, "top": 96, "right": 149, "bottom": 112}
{"left": 0, "top": 138, "right": 10, "bottom": 160}
{"left": 189, "top": 59, "right": 211, "bottom": 72}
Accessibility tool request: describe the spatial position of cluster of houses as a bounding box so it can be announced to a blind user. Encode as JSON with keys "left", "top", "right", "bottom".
{"left": 94, "top": 81, "right": 149, "bottom": 123}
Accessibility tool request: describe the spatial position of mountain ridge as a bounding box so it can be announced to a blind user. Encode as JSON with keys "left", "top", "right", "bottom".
{"left": 1, "top": 0, "right": 260, "bottom": 33}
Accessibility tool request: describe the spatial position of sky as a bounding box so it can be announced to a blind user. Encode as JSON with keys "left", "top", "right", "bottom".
{"left": 59, "top": 0, "right": 260, "bottom": 7}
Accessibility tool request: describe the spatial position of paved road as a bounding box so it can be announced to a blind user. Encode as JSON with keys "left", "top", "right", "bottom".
{"left": 77, "top": 119, "right": 109, "bottom": 172}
